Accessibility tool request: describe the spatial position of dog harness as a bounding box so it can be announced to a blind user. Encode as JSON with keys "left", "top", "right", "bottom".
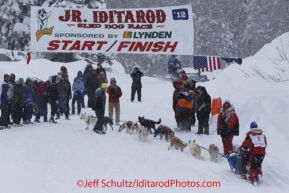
{"left": 87, "top": 115, "right": 97, "bottom": 124}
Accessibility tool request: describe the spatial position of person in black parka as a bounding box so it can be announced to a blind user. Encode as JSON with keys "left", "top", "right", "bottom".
{"left": 196, "top": 86, "right": 211, "bottom": 135}
{"left": 93, "top": 83, "right": 107, "bottom": 134}
{"left": 85, "top": 69, "right": 99, "bottom": 109}
{"left": 130, "top": 66, "right": 144, "bottom": 102}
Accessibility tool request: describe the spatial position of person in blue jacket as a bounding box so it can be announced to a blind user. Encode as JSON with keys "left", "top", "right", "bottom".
{"left": 23, "top": 77, "right": 36, "bottom": 125}
{"left": 71, "top": 77, "right": 84, "bottom": 115}
{"left": 168, "top": 55, "right": 182, "bottom": 73}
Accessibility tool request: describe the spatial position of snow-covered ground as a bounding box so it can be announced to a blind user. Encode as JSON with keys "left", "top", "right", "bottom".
{"left": 1, "top": 33, "right": 289, "bottom": 193}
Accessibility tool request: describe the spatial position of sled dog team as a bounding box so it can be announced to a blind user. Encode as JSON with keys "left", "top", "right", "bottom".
{"left": 80, "top": 113, "right": 220, "bottom": 162}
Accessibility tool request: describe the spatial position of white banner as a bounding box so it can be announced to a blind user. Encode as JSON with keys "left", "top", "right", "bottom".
{"left": 30, "top": 5, "right": 194, "bottom": 55}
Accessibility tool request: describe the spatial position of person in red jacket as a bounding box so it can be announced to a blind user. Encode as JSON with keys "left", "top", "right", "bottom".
{"left": 106, "top": 77, "right": 122, "bottom": 125}
{"left": 217, "top": 100, "right": 239, "bottom": 155}
{"left": 34, "top": 80, "right": 50, "bottom": 123}
{"left": 242, "top": 122, "right": 267, "bottom": 186}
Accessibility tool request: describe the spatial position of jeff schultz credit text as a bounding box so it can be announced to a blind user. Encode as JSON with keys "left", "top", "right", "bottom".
{"left": 76, "top": 179, "right": 221, "bottom": 188}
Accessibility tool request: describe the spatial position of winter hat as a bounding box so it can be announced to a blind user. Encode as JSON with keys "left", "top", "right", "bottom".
{"left": 100, "top": 71, "right": 105, "bottom": 75}
{"left": 4, "top": 74, "right": 9, "bottom": 79}
{"left": 110, "top": 77, "right": 116, "bottom": 83}
{"left": 101, "top": 83, "right": 108, "bottom": 89}
{"left": 181, "top": 70, "right": 186, "bottom": 74}
{"left": 26, "top": 77, "right": 32, "bottom": 82}
{"left": 196, "top": 86, "right": 202, "bottom": 90}
{"left": 18, "top": 78, "right": 24, "bottom": 82}
{"left": 58, "top": 71, "right": 63, "bottom": 75}
{"left": 60, "top": 66, "right": 67, "bottom": 71}
{"left": 250, "top": 122, "right": 258, "bottom": 129}
{"left": 97, "top": 63, "right": 102, "bottom": 66}
{"left": 223, "top": 99, "right": 231, "bottom": 105}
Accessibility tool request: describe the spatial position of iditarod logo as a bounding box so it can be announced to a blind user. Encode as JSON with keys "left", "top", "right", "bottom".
{"left": 36, "top": 8, "right": 54, "bottom": 42}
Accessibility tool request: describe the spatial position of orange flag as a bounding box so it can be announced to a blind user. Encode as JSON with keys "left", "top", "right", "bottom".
{"left": 211, "top": 97, "right": 222, "bottom": 116}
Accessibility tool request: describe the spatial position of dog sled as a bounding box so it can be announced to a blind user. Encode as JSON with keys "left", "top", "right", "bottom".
{"left": 200, "top": 146, "right": 250, "bottom": 179}
{"left": 227, "top": 148, "right": 250, "bottom": 180}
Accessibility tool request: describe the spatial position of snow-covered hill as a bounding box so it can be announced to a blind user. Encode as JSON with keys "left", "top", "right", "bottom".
{"left": 1, "top": 33, "right": 289, "bottom": 193}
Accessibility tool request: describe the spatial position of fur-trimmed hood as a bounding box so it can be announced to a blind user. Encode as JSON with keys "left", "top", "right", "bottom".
{"left": 246, "top": 128, "right": 263, "bottom": 136}
{"left": 220, "top": 105, "right": 235, "bottom": 113}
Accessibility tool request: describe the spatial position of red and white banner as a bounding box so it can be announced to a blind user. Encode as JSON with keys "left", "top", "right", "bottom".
{"left": 30, "top": 5, "right": 194, "bottom": 55}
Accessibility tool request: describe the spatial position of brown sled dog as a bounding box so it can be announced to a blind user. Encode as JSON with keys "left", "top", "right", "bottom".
{"left": 118, "top": 121, "right": 135, "bottom": 134}
{"left": 154, "top": 125, "right": 173, "bottom": 142}
{"left": 208, "top": 144, "right": 219, "bottom": 163}
{"left": 168, "top": 132, "right": 187, "bottom": 152}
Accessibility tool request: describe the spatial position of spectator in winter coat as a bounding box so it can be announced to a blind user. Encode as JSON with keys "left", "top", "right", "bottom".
{"left": 168, "top": 55, "right": 182, "bottom": 73}
{"left": 0, "top": 84, "right": 11, "bottom": 129}
{"left": 179, "top": 70, "right": 188, "bottom": 82}
{"left": 242, "top": 122, "right": 267, "bottom": 186}
{"left": 98, "top": 71, "right": 108, "bottom": 87}
{"left": 8, "top": 73, "right": 16, "bottom": 124}
{"left": 176, "top": 82, "right": 194, "bottom": 131}
{"left": 185, "top": 79, "right": 197, "bottom": 126}
{"left": 82, "top": 64, "right": 93, "bottom": 87}
{"left": 72, "top": 71, "right": 84, "bottom": 111}
{"left": 93, "top": 83, "right": 108, "bottom": 134}
{"left": 82, "top": 64, "right": 93, "bottom": 107}
{"left": 0, "top": 74, "right": 10, "bottom": 103}
{"left": 85, "top": 69, "right": 99, "bottom": 108}
{"left": 60, "top": 66, "right": 68, "bottom": 76}
{"left": 217, "top": 100, "right": 239, "bottom": 155}
{"left": 12, "top": 78, "right": 25, "bottom": 127}
{"left": 63, "top": 74, "right": 72, "bottom": 114}
{"left": 96, "top": 63, "right": 106, "bottom": 77}
{"left": 71, "top": 77, "right": 84, "bottom": 115}
{"left": 106, "top": 77, "right": 122, "bottom": 125}
{"left": 195, "top": 86, "right": 211, "bottom": 135}
{"left": 172, "top": 80, "right": 184, "bottom": 127}
{"left": 34, "top": 80, "right": 50, "bottom": 123}
{"left": 56, "top": 75, "right": 70, "bottom": 120}
{"left": 23, "top": 77, "right": 36, "bottom": 125}
{"left": 9, "top": 73, "right": 16, "bottom": 85}
{"left": 7, "top": 77, "right": 14, "bottom": 125}
{"left": 130, "top": 66, "right": 144, "bottom": 102}
{"left": 48, "top": 75, "right": 59, "bottom": 123}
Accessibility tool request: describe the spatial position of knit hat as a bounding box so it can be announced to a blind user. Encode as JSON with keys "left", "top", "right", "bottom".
{"left": 224, "top": 99, "right": 231, "bottom": 105}
{"left": 100, "top": 71, "right": 105, "bottom": 75}
{"left": 97, "top": 63, "right": 102, "bottom": 66}
{"left": 26, "top": 77, "right": 32, "bottom": 82}
{"left": 60, "top": 66, "right": 66, "bottom": 71}
{"left": 4, "top": 74, "right": 9, "bottom": 79}
{"left": 58, "top": 71, "right": 63, "bottom": 75}
{"left": 18, "top": 78, "right": 24, "bottom": 82}
{"left": 101, "top": 83, "right": 108, "bottom": 89}
{"left": 250, "top": 122, "right": 258, "bottom": 129}
{"left": 110, "top": 77, "right": 116, "bottom": 83}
